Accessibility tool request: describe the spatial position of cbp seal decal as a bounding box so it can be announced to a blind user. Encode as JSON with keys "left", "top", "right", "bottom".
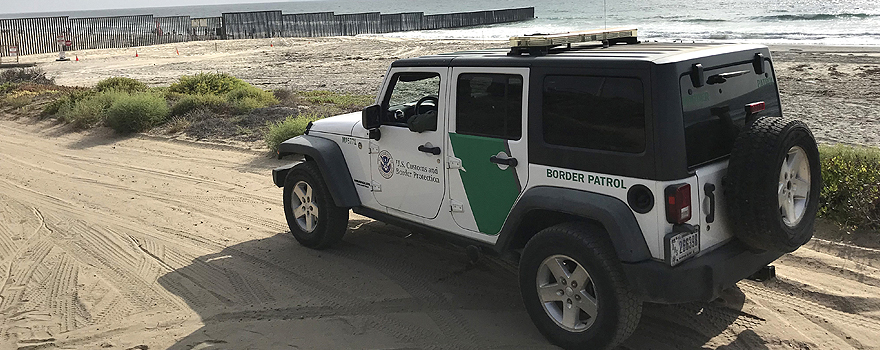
{"left": 378, "top": 150, "right": 394, "bottom": 179}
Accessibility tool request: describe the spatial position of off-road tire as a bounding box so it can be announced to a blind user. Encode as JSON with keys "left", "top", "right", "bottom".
{"left": 725, "top": 117, "right": 821, "bottom": 252}
{"left": 520, "top": 222, "right": 642, "bottom": 350}
{"left": 283, "top": 161, "right": 348, "bottom": 249}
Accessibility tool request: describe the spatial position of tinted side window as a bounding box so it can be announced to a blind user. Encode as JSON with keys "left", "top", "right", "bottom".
{"left": 456, "top": 73, "right": 523, "bottom": 140}
{"left": 542, "top": 76, "right": 645, "bottom": 153}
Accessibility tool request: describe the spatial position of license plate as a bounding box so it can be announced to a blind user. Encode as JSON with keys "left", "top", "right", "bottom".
{"left": 666, "top": 230, "right": 700, "bottom": 266}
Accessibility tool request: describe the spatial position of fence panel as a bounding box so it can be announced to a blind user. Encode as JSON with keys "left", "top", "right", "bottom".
{"left": 154, "top": 16, "right": 190, "bottom": 44}
{"left": 190, "top": 17, "right": 222, "bottom": 40}
{"left": 222, "top": 11, "right": 283, "bottom": 39}
{"left": 379, "top": 12, "right": 423, "bottom": 33}
{"left": 335, "top": 12, "right": 380, "bottom": 36}
{"left": 0, "top": 16, "right": 69, "bottom": 56}
{"left": 68, "top": 15, "right": 154, "bottom": 50}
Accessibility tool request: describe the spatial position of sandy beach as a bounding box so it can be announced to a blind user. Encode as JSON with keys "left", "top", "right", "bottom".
{"left": 2, "top": 37, "right": 880, "bottom": 349}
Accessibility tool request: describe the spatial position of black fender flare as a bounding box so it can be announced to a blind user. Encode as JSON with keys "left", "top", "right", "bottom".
{"left": 274, "top": 135, "right": 361, "bottom": 208}
{"left": 496, "top": 186, "right": 652, "bottom": 263}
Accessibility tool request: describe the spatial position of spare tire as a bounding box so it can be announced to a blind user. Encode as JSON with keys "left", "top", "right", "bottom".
{"left": 725, "top": 117, "right": 821, "bottom": 252}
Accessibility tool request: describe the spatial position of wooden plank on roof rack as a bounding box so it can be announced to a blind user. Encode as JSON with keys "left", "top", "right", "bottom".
{"left": 509, "top": 27, "right": 638, "bottom": 48}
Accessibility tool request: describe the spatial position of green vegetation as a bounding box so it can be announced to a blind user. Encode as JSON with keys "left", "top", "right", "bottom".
{"left": 818, "top": 144, "right": 880, "bottom": 229}
{"left": 170, "top": 93, "right": 227, "bottom": 116}
{"left": 41, "top": 90, "right": 96, "bottom": 118}
{"left": 226, "top": 86, "right": 278, "bottom": 114}
{"left": 94, "top": 77, "right": 147, "bottom": 93}
{"left": 0, "top": 82, "right": 18, "bottom": 94}
{"left": 59, "top": 90, "right": 128, "bottom": 129}
{"left": 106, "top": 93, "right": 170, "bottom": 133}
{"left": 265, "top": 113, "right": 323, "bottom": 152}
{"left": 168, "top": 73, "right": 251, "bottom": 95}
{"left": 1, "top": 91, "right": 37, "bottom": 109}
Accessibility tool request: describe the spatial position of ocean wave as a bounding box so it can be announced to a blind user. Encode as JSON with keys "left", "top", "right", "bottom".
{"left": 754, "top": 13, "right": 877, "bottom": 21}
{"left": 677, "top": 18, "right": 728, "bottom": 23}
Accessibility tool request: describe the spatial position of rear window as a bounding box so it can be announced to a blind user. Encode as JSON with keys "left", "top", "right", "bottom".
{"left": 542, "top": 75, "right": 646, "bottom": 153}
{"left": 681, "top": 62, "right": 781, "bottom": 167}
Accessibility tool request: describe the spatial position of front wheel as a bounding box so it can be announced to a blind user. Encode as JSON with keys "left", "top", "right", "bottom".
{"left": 520, "top": 223, "right": 641, "bottom": 350}
{"left": 283, "top": 161, "right": 348, "bottom": 249}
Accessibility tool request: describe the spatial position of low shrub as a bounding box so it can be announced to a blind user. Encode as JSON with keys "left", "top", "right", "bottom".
{"left": 60, "top": 90, "right": 128, "bottom": 129}
{"left": 105, "top": 93, "right": 169, "bottom": 133}
{"left": 226, "top": 86, "right": 278, "bottom": 114}
{"left": 170, "top": 93, "right": 227, "bottom": 116}
{"left": 1, "top": 94, "right": 32, "bottom": 109}
{"left": 0, "top": 67, "right": 54, "bottom": 85}
{"left": 168, "top": 73, "right": 251, "bottom": 95}
{"left": 265, "top": 113, "right": 322, "bottom": 152}
{"left": 95, "top": 77, "right": 147, "bottom": 93}
{"left": 819, "top": 144, "right": 880, "bottom": 229}
{"left": 0, "top": 82, "right": 18, "bottom": 94}
{"left": 41, "top": 89, "right": 96, "bottom": 118}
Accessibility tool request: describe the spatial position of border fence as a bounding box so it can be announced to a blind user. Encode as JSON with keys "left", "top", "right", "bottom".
{"left": 0, "top": 7, "right": 534, "bottom": 58}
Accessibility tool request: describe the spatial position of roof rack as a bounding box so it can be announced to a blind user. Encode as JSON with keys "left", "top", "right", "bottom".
{"left": 508, "top": 27, "right": 639, "bottom": 56}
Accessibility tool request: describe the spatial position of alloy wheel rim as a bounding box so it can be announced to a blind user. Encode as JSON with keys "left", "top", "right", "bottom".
{"left": 291, "top": 181, "right": 319, "bottom": 233}
{"left": 778, "top": 146, "right": 810, "bottom": 228}
{"left": 536, "top": 254, "right": 599, "bottom": 332}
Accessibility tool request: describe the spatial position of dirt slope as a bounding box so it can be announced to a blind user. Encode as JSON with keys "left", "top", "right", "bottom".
{"left": 1, "top": 117, "right": 879, "bottom": 350}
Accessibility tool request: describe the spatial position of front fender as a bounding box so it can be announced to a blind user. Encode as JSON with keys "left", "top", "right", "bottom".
{"left": 274, "top": 135, "right": 361, "bottom": 208}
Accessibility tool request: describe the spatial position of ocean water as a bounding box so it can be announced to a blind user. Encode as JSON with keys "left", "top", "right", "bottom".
{"left": 3, "top": 0, "right": 880, "bottom": 46}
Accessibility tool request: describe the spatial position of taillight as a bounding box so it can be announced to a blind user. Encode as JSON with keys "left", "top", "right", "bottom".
{"left": 665, "top": 184, "right": 692, "bottom": 224}
{"left": 745, "top": 101, "right": 765, "bottom": 114}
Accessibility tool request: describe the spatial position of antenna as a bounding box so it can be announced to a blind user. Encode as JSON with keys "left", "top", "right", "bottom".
{"left": 603, "top": 0, "right": 608, "bottom": 47}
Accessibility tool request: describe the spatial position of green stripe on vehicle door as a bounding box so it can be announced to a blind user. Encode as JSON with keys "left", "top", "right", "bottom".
{"left": 448, "top": 133, "right": 520, "bottom": 235}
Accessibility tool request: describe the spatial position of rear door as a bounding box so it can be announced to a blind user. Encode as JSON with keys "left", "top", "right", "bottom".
{"left": 446, "top": 67, "right": 529, "bottom": 236}
{"left": 680, "top": 56, "right": 781, "bottom": 249}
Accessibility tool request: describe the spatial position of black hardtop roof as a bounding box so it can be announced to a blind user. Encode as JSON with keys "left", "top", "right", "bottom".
{"left": 391, "top": 42, "right": 769, "bottom": 68}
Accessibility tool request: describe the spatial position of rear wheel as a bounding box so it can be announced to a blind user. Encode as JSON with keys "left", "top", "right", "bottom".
{"left": 283, "top": 161, "right": 348, "bottom": 249}
{"left": 520, "top": 223, "right": 641, "bottom": 350}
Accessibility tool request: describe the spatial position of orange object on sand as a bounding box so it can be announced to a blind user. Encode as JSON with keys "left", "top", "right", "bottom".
{"left": 75, "top": 55, "right": 79, "bottom": 61}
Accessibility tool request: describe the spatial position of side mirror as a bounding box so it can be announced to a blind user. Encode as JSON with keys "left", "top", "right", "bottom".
{"left": 362, "top": 104, "right": 381, "bottom": 130}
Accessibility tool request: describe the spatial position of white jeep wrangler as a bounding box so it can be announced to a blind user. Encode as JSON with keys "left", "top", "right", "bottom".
{"left": 272, "top": 29, "right": 820, "bottom": 349}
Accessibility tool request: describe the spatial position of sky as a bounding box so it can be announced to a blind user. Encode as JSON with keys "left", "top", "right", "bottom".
{"left": 0, "top": 0, "right": 301, "bottom": 15}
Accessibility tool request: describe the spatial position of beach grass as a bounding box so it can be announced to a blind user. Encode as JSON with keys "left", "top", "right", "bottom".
{"left": 265, "top": 113, "right": 323, "bottom": 152}
{"left": 819, "top": 144, "right": 880, "bottom": 229}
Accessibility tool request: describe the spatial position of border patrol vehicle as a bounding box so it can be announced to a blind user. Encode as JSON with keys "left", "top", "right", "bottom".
{"left": 272, "top": 28, "right": 821, "bottom": 349}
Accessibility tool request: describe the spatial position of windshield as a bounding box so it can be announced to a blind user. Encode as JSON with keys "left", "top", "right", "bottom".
{"left": 680, "top": 61, "right": 781, "bottom": 168}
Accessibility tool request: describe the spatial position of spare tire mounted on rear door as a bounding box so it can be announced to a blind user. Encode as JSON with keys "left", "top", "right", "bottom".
{"left": 724, "top": 117, "right": 821, "bottom": 252}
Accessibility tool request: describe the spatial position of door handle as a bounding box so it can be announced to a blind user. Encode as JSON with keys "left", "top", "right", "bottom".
{"left": 418, "top": 145, "right": 441, "bottom": 155}
{"left": 489, "top": 155, "right": 518, "bottom": 167}
{"left": 704, "top": 183, "right": 715, "bottom": 223}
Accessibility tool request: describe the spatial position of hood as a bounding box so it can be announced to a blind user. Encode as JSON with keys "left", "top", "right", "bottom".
{"left": 309, "top": 111, "right": 364, "bottom": 137}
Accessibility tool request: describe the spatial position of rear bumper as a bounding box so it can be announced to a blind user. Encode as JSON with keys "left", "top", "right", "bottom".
{"left": 621, "top": 239, "right": 784, "bottom": 304}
